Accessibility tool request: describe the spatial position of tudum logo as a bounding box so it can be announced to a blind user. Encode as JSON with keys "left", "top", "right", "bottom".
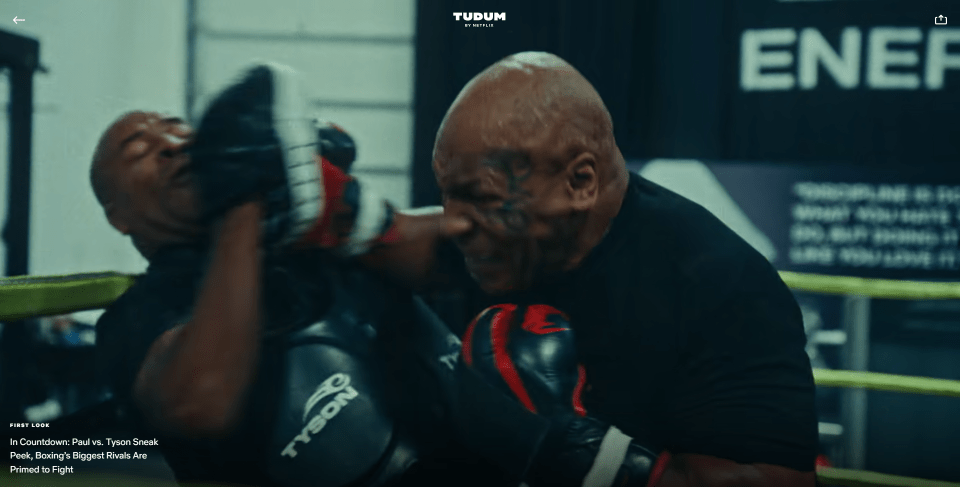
{"left": 453, "top": 12, "right": 506, "bottom": 21}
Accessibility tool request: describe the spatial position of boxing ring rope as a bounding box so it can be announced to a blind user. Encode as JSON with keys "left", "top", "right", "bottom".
{"left": 2, "top": 271, "right": 960, "bottom": 487}
{"left": 779, "top": 271, "right": 960, "bottom": 300}
{"left": 0, "top": 272, "right": 136, "bottom": 321}
{"left": 813, "top": 368, "right": 960, "bottom": 399}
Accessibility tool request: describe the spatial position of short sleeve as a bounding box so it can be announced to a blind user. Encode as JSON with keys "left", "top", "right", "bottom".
{"left": 95, "top": 273, "right": 196, "bottom": 401}
{"left": 664, "top": 252, "right": 819, "bottom": 472}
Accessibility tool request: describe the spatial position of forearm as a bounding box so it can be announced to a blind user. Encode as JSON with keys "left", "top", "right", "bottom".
{"left": 136, "top": 202, "right": 263, "bottom": 435}
{"left": 655, "top": 454, "right": 816, "bottom": 487}
{"left": 289, "top": 160, "right": 465, "bottom": 290}
{"left": 356, "top": 208, "right": 454, "bottom": 290}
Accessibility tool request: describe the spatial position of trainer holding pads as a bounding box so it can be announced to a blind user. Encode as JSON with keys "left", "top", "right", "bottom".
{"left": 91, "top": 64, "right": 496, "bottom": 486}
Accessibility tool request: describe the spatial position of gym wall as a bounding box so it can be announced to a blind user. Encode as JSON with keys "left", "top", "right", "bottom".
{"left": 0, "top": 0, "right": 187, "bottom": 279}
{"left": 189, "top": 0, "right": 417, "bottom": 210}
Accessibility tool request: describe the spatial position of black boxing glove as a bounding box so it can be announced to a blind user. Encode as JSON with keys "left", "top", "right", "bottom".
{"left": 462, "top": 304, "right": 587, "bottom": 418}
{"left": 462, "top": 304, "right": 672, "bottom": 487}
{"left": 315, "top": 120, "right": 357, "bottom": 173}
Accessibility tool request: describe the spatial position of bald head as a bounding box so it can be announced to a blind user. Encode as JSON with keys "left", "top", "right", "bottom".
{"left": 435, "top": 52, "right": 618, "bottom": 176}
{"left": 432, "top": 53, "right": 629, "bottom": 293}
{"left": 88, "top": 111, "right": 203, "bottom": 257}
{"left": 90, "top": 111, "right": 139, "bottom": 209}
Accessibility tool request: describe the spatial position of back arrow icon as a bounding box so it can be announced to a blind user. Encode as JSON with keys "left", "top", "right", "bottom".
{"left": 13, "top": 16, "right": 24, "bottom": 24}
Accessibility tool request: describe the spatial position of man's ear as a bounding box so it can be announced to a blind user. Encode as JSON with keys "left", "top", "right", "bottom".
{"left": 566, "top": 153, "right": 598, "bottom": 211}
{"left": 105, "top": 204, "right": 131, "bottom": 235}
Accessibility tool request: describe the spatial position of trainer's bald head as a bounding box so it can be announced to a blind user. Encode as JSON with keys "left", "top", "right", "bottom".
{"left": 90, "top": 111, "right": 143, "bottom": 209}
{"left": 434, "top": 51, "right": 617, "bottom": 175}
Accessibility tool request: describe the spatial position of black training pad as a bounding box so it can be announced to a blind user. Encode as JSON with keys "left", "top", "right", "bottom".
{"left": 189, "top": 65, "right": 293, "bottom": 220}
{"left": 267, "top": 263, "right": 495, "bottom": 487}
{"left": 89, "top": 243, "right": 522, "bottom": 486}
{"left": 268, "top": 299, "right": 402, "bottom": 487}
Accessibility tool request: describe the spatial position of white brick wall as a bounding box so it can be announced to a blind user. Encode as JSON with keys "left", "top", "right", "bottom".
{"left": 192, "top": 0, "right": 417, "bottom": 207}
{"left": 198, "top": 0, "right": 415, "bottom": 37}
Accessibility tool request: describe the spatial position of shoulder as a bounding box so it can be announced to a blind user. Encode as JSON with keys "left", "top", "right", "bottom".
{"left": 623, "top": 173, "right": 787, "bottom": 299}
{"left": 95, "top": 262, "right": 199, "bottom": 393}
{"left": 626, "top": 173, "right": 754, "bottom": 262}
{"left": 611, "top": 174, "right": 803, "bottom": 350}
{"left": 98, "top": 264, "right": 197, "bottom": 337}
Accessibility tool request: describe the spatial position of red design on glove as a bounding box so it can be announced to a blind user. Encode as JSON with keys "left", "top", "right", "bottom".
{"left": 572, "top": 364, "right": 587, "bottom": 417}
{"left": 521, "top": 304, "right": 571, "bottom": 335}
{"left": 489, "top": 305, "right": 538, "bottom": 414}
{"left": 300, "top": 157, "right": 352, "bottom": 247}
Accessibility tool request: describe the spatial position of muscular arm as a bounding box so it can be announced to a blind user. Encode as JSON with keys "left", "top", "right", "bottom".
{"left": 655, "top": 255, "right": 818, "bottom": 487}
{"left": 133, "top": 201, "right": 263, "bottom": 437}
{"left": 356, "top": 207, "right": 470, "bottom": 291}
{"left": 656, "top": 454, "right": 815, "bottom": 487}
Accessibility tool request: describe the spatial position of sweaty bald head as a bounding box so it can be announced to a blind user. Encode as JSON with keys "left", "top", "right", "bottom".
{"left": 432, "top": 53, "right": 629, "bottom": 294}
{"left": 435, "top": 51, "right": 617, "bottom": 176}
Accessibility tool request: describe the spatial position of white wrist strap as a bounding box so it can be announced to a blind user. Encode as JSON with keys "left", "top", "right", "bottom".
{"left": 518, "top": 426, "right": 633, "bottom": 487}
{"left": 339, "top": 179, "right": 390, "bottom": 257}
{"left": 582, "top": 426, "right": 634, "bottom": 487}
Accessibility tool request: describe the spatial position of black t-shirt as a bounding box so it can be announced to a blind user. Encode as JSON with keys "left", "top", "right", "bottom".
{"left": 432, "top": 172, "right": 819, "bottom": 472}
{"left": 95, "top": 246, "right": 334, "bottom": 486}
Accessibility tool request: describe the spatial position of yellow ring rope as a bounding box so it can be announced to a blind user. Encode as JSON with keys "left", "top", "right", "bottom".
{"left": 4, "top": 270, "right": 957, "bottom": 322}
{"left": 779, "top": 271, "right": 960, "bottom": 300}
{"left": 813, "top": 368, "right": 960, "bottom": 398}
{"left": 0, "top": 272, "right": 137, "bottom": 321}
{"left": 3, "top": 271, "right": 959, "bottom": 316}
{"left": 817, "top": 467, "right": 960, "bottom": 487}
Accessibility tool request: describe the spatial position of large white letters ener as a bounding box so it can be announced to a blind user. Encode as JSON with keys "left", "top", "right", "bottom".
{"left": 741, "top": 27, "right": 960, "bottom": 91}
